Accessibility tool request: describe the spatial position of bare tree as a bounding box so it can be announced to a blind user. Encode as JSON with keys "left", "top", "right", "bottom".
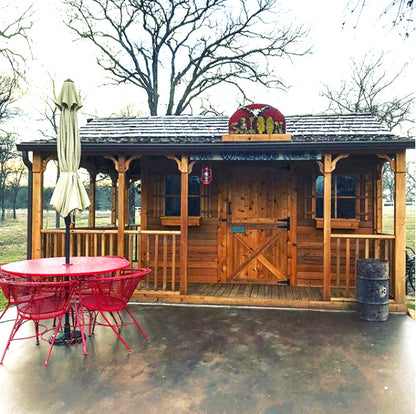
{"left": 0, "top": 4, "right": 33, "bottom": 129}
{"left": 39, "top": 73, "right": 60, "bottom": 138}
{"left": 6, "top": 159, "right": 26, "bottom": 219}
{"left": 344, "top": 0, "right": 415, "bottom": 37}
{"left": 382, "top": 161, "right": 416, "bottom": 203}
{"left": 0, "top": 3, "right": 33, "bottom": 78}
{"left": 321, "top": 52, "right": 414, "bottom": 132}
{"left": 111, "top": 103, "right": 142, "bottom": 117}
{"left": 406, "top": 161, "right": 416, "bottom": 201}
{"left": 0, "top": 131, "right": 17, "bottom": 221}
{"left": 0, "top": 75, "right": 19, "bottom": 122}
{"left": 64, "top": 0, "right": 309, "bottom": 115}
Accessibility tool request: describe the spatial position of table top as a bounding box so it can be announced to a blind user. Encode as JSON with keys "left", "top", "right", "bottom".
{"left": 0, "top": 256, "right": 130, "bottom": 277}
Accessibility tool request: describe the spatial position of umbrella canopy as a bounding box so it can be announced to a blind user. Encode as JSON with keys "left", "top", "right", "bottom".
{"left": 50, "top": 79, "right": 90, "bottom": 218}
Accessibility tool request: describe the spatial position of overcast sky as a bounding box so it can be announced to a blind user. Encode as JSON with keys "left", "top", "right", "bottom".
{"left": 4, "top": 0, "right": 416, "bottom": 142}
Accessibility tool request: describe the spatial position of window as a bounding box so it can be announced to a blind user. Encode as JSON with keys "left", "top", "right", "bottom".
{"left": 315, "top": 175, "right": 356, "bottom": 219}
{"left": 165, "top": 175, "right": 201, "bottom": 216}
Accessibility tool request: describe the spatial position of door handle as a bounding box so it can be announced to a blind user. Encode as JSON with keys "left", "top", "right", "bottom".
{"left": 227, "top": 200, "right": 232, "bottom": 216}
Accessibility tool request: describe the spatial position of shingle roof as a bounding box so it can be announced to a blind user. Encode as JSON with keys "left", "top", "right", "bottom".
{"left": 78, "top": 113, "right": 398, "bottom": 144}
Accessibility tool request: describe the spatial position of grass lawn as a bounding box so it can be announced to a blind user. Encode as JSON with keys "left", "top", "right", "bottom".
{"left": 0, "top": 208, "right": 414, "bottom": 310}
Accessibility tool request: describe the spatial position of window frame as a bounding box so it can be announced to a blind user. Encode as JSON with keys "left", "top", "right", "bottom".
{"left": 164, "top": 174, "right": 202, "bottom": 217}
{"left": 312, "top": 174, "right": 360, "bottom": 228}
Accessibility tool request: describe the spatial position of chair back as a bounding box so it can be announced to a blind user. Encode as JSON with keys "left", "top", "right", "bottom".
{"left": 0, "top": 264, "right": 10, "bottom": 300}
{"left": 87, "top": 268, "right": 151, "bottom": 311}
{"left": 7, "top": 280, "right": 76, "bottom": 320}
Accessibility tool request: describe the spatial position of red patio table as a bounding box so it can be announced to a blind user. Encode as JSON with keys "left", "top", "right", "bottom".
{"left": 0, "top": 256, "right": 130, "bottom": 279}
{"left": 0, "top": 256, "right": 131, "bottom": 347}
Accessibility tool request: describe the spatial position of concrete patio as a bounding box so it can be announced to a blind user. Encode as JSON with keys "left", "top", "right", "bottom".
{"left": 0, "top": 304, "right": 414, "bottom": 414}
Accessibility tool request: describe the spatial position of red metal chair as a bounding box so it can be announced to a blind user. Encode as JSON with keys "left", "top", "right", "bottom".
{"left": 0, "top": 279, "right": 77, "bottom": 367}
{"left": 0, "top": 264, "right": 29, "bottom": 321}
{"left": 79, "top": 268, "right": 151, "bottom": 351}
{"left": 0, "top": 268, "right": 12, "bottom": 321}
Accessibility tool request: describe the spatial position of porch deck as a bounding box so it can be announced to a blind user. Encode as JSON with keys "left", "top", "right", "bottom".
{"left": 133, "top": 283, "right": 363, "bottom": 310}
{"left": 133, "top": 283, "right": 407, "bottom": 311}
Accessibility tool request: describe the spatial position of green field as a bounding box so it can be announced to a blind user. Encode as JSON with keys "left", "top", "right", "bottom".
{"left": 0, "top": 210, "right": 114, "bottom": 263}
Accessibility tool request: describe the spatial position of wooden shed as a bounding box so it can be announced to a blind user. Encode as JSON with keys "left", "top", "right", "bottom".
{"left": 17, "top": 109, "right": 414, "bottom": 311}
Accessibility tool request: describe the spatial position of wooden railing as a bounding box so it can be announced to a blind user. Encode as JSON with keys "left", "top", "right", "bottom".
{"left": 41, "top": 228, "right": 181, "bottom": 292}
{"left": 42, "top": 228, "right": 118, "bottom": 257}
{"left": 330, "top": 234, "right": 395, "bottom": 296}
{"left": 124, "top": 230, "right": 180, "bottom": 291}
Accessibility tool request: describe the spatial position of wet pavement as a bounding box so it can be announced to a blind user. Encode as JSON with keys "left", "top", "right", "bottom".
{"left": 0, "top": 304, "right": 414, "bottom": 414}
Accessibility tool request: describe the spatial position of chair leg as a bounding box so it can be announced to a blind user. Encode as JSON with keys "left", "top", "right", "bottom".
{"left": 89, "top": 311, "right": 98, "bottom": 336}
{"left": 0, "top": 317, "right": 24, "bottom": 364}
{"left": 73, "top": 300, "right": 88, "bottom": 355}
{"left": 99, "top": 311, "right": 132, "bottom": 351}
{"left": 35, "top": 321, "right": 40, "bottom": 345}
{"left": 109, "top": 312, "right": 122, "bottom": 333}
{"left": 44, "top": 314, "right": 64, "bottom": 367}
{"left": 125, "top": 307, "right": 148, "bottom": 340}
{"left": 0, "top": 304, "right": 10, "bottom": 321}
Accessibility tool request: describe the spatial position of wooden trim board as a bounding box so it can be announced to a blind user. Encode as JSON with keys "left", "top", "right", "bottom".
{"left": 222, "top": 134, "right": 292, "bottom": 142}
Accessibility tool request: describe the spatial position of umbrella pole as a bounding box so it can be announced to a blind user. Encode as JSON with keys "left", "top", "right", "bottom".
{"left": 64, "top": 215, "right": 71, "bottom": 265}
{"left": 56, "top": 214, "right": 81, "bottom": 344}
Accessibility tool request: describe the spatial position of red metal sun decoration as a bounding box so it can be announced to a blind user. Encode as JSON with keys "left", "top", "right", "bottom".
{"left": 228, "top": 104, "right": 286, "bottom": 135}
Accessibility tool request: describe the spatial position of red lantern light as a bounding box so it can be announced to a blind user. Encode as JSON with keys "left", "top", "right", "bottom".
{"left": 201, "top": 166, "right": 212, "bottom": 185}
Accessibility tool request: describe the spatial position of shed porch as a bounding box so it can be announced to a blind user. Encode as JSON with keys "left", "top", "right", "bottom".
{"left": 18, "top": 113, "right": 413, "bottom": 311}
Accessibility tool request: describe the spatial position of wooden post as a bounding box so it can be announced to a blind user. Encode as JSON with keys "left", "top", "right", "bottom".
{"left": 140, "top": 157, "right": 148, "bottom": 268}
{"left": 289, "top": 164, "right": 297, "bottom": 286}
{"left": 88, "top": 171, "right": 96, "bottom": 228}
{"left": 31, "top": 153, "right": 44, "bottom": 259}
{"left": 180, "top": 155, "right": 189, "bottom": 295}
{"left": 323, "top": 153, "right": 332, "bottom": 300}
{"left": 375, "top": 163, "right": 383, "bottom": 233}
{"left": 217, "top": 166, "right": 227, "bottom": 283}
{"left": 111, "top": 176, "right": 117, "bottom": 226}
{"left": 394, "top": 150, "right": 406, "bottom": 305}
{"left": 124, "top": 178, "right": 130, "bottom": 225}
{"left": 117, "top": 155, "right": 127, "bottom": 257}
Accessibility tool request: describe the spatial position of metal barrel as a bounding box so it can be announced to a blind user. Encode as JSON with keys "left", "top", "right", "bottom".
{"left": 356, "top": 259, "right": 389, "bottom": 322}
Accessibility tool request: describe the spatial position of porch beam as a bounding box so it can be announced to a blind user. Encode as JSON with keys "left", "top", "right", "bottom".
{"left": 111, "top": 176, "right": 117, "bottom": 226}
{"left": 323, "top": 153, "right": 332, "bottom": 300}
{"left": 394, "top": 150, "right": 406, "bottom": 305}
{"left": 140, "top": 157, "right": 148, "bottom": 267}
{"left": 88, "top": 170, "right": 96, "bottom": 228}
{"left": 117, "top": 155, "right": 127, "bottom": 257}
{"left": 31, "top": 153, "right": 43, "bottom": 259}
{"left": 31, "top": 153, "right": 50, "bottom": 259}
{"left": 180, "top": 156, "right": 189, "bottom": 295}
{"left": 105, "top": 155, "right": 140, "bottom": 257}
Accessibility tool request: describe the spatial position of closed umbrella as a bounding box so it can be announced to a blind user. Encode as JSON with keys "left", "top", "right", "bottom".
{"left": 50, "top": 79, "right": 90, "bottom": 265}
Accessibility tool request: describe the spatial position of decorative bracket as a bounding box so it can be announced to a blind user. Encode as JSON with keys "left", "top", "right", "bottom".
{"left": 376, "top": 154, "right": 396, "bottom": 173}
{"left": 166, "top": 155, "right": 196, "bottom": 174}
{"left": 316, "top": 153, "right": 350, "bottom": 174}
{"left": 105, "top": 155, "right": 141, "bottom": 173}
{"left": 41, "top": 155, "right": 57, "bottom": 173}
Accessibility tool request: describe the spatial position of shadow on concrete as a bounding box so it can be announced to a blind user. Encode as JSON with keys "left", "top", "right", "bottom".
{"left": 0, "top": 305, "right": 414, "bottom": 414}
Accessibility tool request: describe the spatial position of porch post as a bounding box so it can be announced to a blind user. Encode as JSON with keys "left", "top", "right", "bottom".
{"left": 394, "top": 150, "right": 406, "bottom": 305}
{"left": 117, "top": 155, "right": 127, "bottom": 257}
{"left": 31, "top": 152, "right": 44, "bottom": 259}
{"left": 180, "top": 155, "right": 189, "bottom": 295}
{"left": 140, "top": 157, "right": 148, "bottom": 268}
{"left": 111, "top": 175, "right": 117, "bottom": 226}
{"left": 323, "top": 153, "right": 332, "bottom": 301}
{"left": 88, "top": 170, "right": 96, "bottom": 228}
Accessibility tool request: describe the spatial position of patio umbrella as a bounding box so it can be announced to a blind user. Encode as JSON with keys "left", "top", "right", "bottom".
{"left": 50, "top": 79, "right": 90, "bottom": 265}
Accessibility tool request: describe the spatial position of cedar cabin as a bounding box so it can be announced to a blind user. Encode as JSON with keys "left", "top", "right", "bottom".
{"left": 17, "top": 105, "right": 414, "bottom": 311}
